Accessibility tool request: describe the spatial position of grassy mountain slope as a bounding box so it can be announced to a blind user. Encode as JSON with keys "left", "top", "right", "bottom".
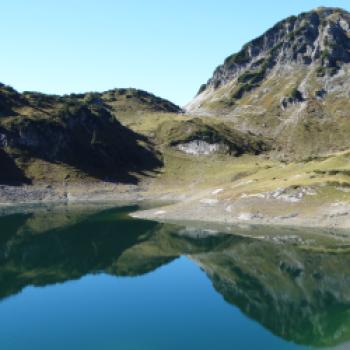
{"left": 0, "top": 84, "right": 178, "bottom": 185}
{"left": 0, "top": 83, "right": 269, "bottom": 188}
{"left": 129, "top": 8, "right": 350, "bottom": 229}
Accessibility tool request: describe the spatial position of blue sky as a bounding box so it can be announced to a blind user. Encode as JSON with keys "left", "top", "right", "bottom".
{"left": 1, "top": 1, "right": 350, "bottom": 106}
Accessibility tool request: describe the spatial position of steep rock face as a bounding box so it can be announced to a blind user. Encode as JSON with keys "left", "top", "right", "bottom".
{"left": 192, "top": 7, "right": 350, "bottom": 96}
{"left": 187, "top": 7, "right": 350, "bottom": 159}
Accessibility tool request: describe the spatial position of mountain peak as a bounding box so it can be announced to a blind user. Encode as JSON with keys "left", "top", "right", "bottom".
{"left": 188, "top": 6, "right": 350, "bottom": 99}
{"left": 313, "top": 6, "right": 347, "bottom": 14}
{"left": 186, "top": 7, "right": 350, "bottom": 159}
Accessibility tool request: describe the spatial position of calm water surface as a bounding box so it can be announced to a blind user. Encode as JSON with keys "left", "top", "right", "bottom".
{"left": 0, "top": 204, "right": 349, "bottom": 350}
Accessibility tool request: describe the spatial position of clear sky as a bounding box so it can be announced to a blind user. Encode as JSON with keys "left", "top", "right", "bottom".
{"left": 1, "top": 1, "right": 350, "bottom": 106}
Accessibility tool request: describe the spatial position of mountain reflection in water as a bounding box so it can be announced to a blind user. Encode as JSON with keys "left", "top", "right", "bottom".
{"left": 0, "top": 204, "right": 350, "bottom": 349}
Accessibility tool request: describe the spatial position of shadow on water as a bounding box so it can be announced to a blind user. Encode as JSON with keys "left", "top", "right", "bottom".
{"left": 0, "top": 204, "right": 350, "bottom": 348}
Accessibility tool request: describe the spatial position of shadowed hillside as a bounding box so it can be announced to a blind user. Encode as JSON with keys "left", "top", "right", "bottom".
{"left": 0, "top": 84, "right": 175, "bottom": 185}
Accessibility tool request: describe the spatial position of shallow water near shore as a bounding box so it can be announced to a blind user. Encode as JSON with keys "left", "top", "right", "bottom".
{"left": 0, "top": 204, "right": 349, "bottom": 350}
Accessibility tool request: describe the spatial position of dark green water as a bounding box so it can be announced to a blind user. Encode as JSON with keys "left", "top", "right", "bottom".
{"left": 0, "top": 204, "right": 350, "bottom": 350}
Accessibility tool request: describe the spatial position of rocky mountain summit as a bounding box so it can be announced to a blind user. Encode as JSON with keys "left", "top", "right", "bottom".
{"left": 187, "top": 7, "right": 350, "bottom": 159}
{"left": 195, "top": 7, "right": 350, "bottom": 93}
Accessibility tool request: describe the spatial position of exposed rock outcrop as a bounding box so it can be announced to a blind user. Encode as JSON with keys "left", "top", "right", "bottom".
{"left": 192, "top": 7, "right": 350, "bottom": 96}
{"left": 155, "top": 118, "right": 269, "bottom": 156}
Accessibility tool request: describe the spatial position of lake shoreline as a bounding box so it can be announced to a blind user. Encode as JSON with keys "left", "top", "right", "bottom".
{"left": 131, "top": 200, "right": 350, "bottom": 231}
{"left": 2, "top": 183, "right": 350, "bottom": 233}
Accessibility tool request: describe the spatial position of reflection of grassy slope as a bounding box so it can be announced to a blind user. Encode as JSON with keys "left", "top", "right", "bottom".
{"left": 0, "top": 204, "right": 238, "bottom": 295}
{"left": 0, "top": 205, "right": 239, "bottom": 300}
{"left": 1, "top": 204, "right": 350, "bottom": 348}
{"left": 0, "top": 206, "right": 164, "bottom": 300}
{"left": 194, "top": 239, "right": 350, "bottom": 348}
{"left": 113, "top": 225, "right": 239, "bottom": 276}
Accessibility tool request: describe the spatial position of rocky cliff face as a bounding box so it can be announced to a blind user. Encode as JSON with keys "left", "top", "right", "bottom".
{"left": 187, "top": 7, "right": 350, "bottom": 159}
{"left": 195, "top": 7, "right": 350, "bottom": 93}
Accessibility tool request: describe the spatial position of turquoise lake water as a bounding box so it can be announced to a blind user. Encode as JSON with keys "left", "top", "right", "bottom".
{"left": 0, "top": 204, "right": 349, "bottom": 350}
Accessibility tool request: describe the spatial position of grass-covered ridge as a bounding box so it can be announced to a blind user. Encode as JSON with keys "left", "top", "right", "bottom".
{"left": 0, "top": 84, "right": 171, "bottom": 185}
